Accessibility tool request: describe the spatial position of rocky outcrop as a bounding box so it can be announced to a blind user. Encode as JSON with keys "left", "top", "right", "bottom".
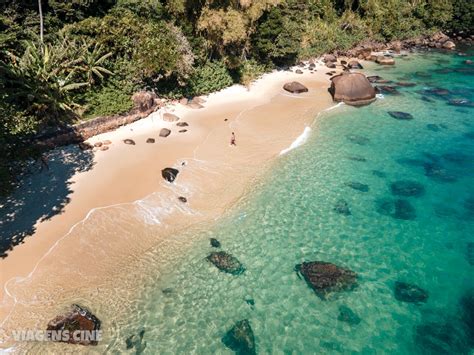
{"left": 132, "top": 91, "right": 158, "bottom": 112}
{"left": 222, "top": 320, "right": 256, "bottom": 355}
{"left": 162, "top": 113, "right": 180, "bottom": 122}
{"left": 161, "top": 167, "right": 179, "bottom": 183}
{"left": 323, "top": 54, "right": 337, "bottom": 63}
{"left": 442, "top": 41, "right": 456, "bottom": 50}
{"left": 46, "top": 304, "right": 101, "bottom": 345}
{"left": 376, "top": 56, "right": 395, "bottom": 65}
{"left": 329, "top": 72, "right": 376, "bottom": 106}
{"left": 159, "top": 128, "right": 171, "bottom": 137}
{"left": 348, "top": 60, "right": 363, "bottom": 69}
{"left": 283, "top": 81, "right": 309, "bottom": 94}
{"left": 394, "top": 281, "right": 428, "bottom": 303}
{"left": 295, "top": 261, "right": 357, "bottom": 299}
{"left": 207, "top": 251, "right": 245, "bottom": 275}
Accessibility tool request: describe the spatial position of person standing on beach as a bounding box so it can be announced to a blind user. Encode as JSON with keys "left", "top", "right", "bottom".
{"left": 230, "top": 132, "right": 236, "bottom": 146}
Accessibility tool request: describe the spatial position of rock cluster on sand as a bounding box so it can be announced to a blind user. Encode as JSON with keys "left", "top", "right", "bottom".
{"left": 207, "top": 251, "right": 245, "bottom": 275}
{"left": 161, "top": 167, "right": 179, "bottom": 183}
{"left": 222, "top": 320, "right": 256, "bottom": 355}
{"left": 295, "top": 261, "right": 357, "bottom": 299}
{"left": 283, "top": 81, "right": 309, "bottom": 94}
{"left": 394, "top": 281, "right": 429, "bottom": 303}
{"left": 46, "top": 304, "right": 101, "bottom": 345}
{"left": 329, "top": 73, "right": 376, "bottom": 106}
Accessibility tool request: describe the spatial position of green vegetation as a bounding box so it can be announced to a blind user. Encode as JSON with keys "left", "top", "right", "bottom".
{"left": 0, "top": 0, "right": 470, "bottom": 196}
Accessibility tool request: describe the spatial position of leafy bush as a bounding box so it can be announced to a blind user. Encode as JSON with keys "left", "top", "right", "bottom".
{"left": 187, "top": 61, "right": 234, "bottom": 96}
{"left": 237, "top": 59, "right": 268, "bottom": 87}
{"left": 82, "top": 85, "right": 133, "bottom": 119}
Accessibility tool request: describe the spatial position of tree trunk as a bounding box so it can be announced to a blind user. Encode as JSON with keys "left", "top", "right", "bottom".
{"left": 38, "top": 0, "right": 44, "bottom": 43}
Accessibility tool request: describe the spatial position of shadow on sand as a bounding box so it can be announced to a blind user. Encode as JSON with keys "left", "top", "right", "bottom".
{"left": 0, "top": 145, "right": 94, "bottom": 258}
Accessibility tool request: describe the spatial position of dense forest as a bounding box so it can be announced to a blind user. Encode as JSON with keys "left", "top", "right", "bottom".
{"left": 0, "top": 0, "right": 473, "bottom": 195}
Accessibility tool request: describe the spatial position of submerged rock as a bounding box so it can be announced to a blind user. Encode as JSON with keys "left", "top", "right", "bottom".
{"left": 334, "top": 199, "right": 351, "bottom": 215}
{"left": 283, "top": 81, "right": 309, "bottom": 94}
{"left": 345, "top": 182, "right": 369, "bottom": 192}
{"left": 161, "top": 167, "right": 179, "bottom": 183}
{"left": 396, "top": 81, "right": 416, "bottom": 87}
{"left": 394, "top": 281, "right": 428, "bottom": 303}
{"left": 338, "top": 305, "right": 361, "bottom": 325}
{"left": 415, "top": 320, "right": 468, "bottom": 354}
{"left": 376, "top": 85, "right": 400, "bottom": 95}
{"left": 207, "top": 251, "right": 245, "bottom": 275}
{"left": 424, "top": 162, "right": 457, "bottom": 183}
{"left": 388, "top": 111, "right": 414, "bottom": 120}
{"left": 372, "top": 170, "right": 386, "bottom": 178}
{"left": 460, "top": 290, "right": 474, "bottom": 343}
{"left": 390, "top": 180, "right": 425, "bottom": 197}
{"left": 426, "top": 124, "right": 441, "bottom": 132}
{"left": 376, "top": 198, "right": 416, "bottom": 220}
{"left": 222, "top": 320, "right": 256, "bottom": 355}
{"left": 346, "top": 134, "right": 370, "bottom": 145}
{"left": 46, "top": 304, "right": 101, "bottom": 345}
{"left": 126, "top": 328, "right": 146, "bottom": 353}
{"left": 295, "top": 261, "right": 357, "bottom": 300}
{"left": 347, "top": 155, "right": 367, "bottom": 162}
{"left": 367, "top": 75, "right": 383, "bottom": 83}
{"left": 466, "top": 242, "right": 474, "bottom": 266}
{"left": 210, "top": 238, "right": 221, "bottom": 248}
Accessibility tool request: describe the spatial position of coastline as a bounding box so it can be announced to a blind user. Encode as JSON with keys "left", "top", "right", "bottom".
{"left": 0, "top": 62, "right": 337, "bottom": 348}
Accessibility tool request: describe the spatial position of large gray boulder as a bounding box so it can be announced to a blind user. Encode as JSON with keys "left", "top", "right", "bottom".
{"left": 329, "top": 73, "right": 376, "bottom": 106}
{"left": 283, "top": 81, "right": 309, "bottom": 94}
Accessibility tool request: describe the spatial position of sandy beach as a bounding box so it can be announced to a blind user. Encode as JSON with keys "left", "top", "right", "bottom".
{"left": 0, "top": 62, "right": 337, "bottom": 349}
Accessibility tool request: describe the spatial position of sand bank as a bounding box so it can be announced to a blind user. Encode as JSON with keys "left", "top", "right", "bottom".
{"left": 0, "top": 63, "right": 337, "bottom": 350}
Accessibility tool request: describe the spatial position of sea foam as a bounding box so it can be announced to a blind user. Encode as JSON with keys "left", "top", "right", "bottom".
{"left": 280, "top": 127, "right": 312, "bottom": 155}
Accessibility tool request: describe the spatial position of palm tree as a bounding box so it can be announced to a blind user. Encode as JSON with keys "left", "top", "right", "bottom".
{"left": 79, "top": 43, "right": 113, "bottom": 85}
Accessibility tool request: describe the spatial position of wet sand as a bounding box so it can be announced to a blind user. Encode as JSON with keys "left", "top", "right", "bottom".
{"left": 0, "top": 64, "right": 337, "bottom": 350}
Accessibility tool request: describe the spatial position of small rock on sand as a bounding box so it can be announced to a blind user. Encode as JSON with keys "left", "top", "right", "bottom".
{"left": 159, "top": 128, "right": 171, "bottom": 137}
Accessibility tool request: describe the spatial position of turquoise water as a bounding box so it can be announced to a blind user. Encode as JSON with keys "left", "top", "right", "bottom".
{"left": 118, "top": 50, "right": 474, "bottom": 354}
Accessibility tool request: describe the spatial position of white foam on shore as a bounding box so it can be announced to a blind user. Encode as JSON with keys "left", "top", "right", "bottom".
{"left": 376, "top": 93, "right": 385, "bottom": 99}
{"left": 279, "top": 127, "right": 312, "bottom": 155}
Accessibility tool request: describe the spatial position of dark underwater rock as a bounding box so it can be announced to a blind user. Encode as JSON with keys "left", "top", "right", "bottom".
{"left": 390, "top": 180, "right": 425, "bottom": 197}
{"left": 376, "top": 198, "right": 416, "bottom": 220}
{"left": 295, "top": 261, "right": 357, "bottom": 300}
{"left": 372, "top": 170, "right": 386, "bottom": 178}
{"left": 424, "top": 162, "right": 457, "bottom": 182}
{"left": 442, "top": 152, "right": 473, "bottom": 165}
{"left": 394, "top": 281, "right": 428, "bottom": 303}
{"left": 396, "top": 81, "right": 416, "bottom": 87}
{"left": 345, "top": 182, "right": 369, "bottom": 192}
{"left": 448, "top": 98, "right": 474, "bottom": 107}
{"left": 46, "top": 304, "right": 101, "bottom": 345}
{"left": 388, "top": 111, "right": 414, "bottom": 120}
{"left": 338, "top": 305, "right": 361, "bottom": 325}
{"left": 421, "top": 96, "right": 434, "bottom": 103}
{"left": 376, "top": 85, "right": 400, "bottom": 95}
{"left": 126, "top": 328, "right": 146, "bottom": 353}
{"left": 222, "top": 320, "right": 256, "bottom": 355}
{"left": 460, "top": 290, "right": 474, "bottom": 344}
{"left": 347, "top": 155, "right": 367, "bottom": 162}
{"left": 367, "top": 75, "right": 383, "bottom": 83}
{"left": 346, "top": 134, "right": 370, "bottom": 145}
{"left": 161, "top": 167, "right": 179, "bottom": 183}
{"left": 334, "top": 199, "right": 351, "bottom": 215}
{"left": 207, "top": 251, "right": 245, "bottom": 275}
{"left": 466, "top": 196, "right": 474, "bottom": 218}
{"left": 415, "top": 320, "right": 469, "bottom": 354}
{"left": 426, "top": 124, "right": 440, "bottom": 132}
{"left": 210, "top": 238, "right": 221, "bottom": 248}
{"left": 466, "top": 242, "right": 474, "bottom": 266}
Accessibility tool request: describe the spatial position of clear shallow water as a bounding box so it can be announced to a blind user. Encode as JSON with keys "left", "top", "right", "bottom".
{"left": 114, "top": 50, "right": 474, "bottom": 354}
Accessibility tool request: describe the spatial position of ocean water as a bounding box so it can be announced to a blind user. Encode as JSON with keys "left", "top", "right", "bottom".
{"left": 109, "top": 49, "right": 474, "bottom": 354}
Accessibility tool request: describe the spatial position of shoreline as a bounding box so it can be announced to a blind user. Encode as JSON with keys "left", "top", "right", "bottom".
{"left": 0, "top": 62, "right": 338, "bottom": 349}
